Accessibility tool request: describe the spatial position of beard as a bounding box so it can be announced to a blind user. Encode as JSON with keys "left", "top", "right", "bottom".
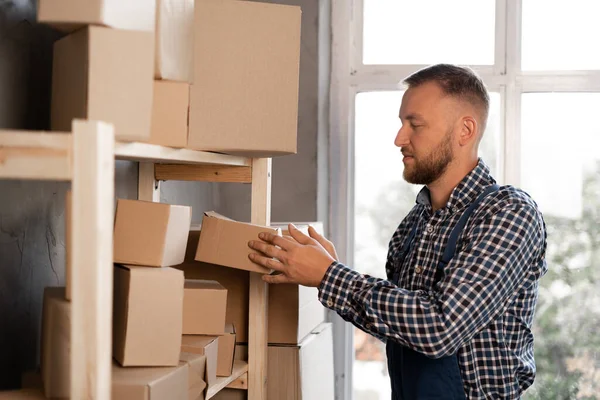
{"left": 403, "top": 129, "right": 454, "bottom": 185}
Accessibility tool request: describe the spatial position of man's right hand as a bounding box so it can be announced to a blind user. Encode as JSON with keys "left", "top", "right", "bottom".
{"left": 308, "top": 225, "right": 339, "bottom": 262}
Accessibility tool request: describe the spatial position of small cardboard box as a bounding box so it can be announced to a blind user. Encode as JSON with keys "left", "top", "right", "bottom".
{"left": 114, "top": 199, "right": 191, "bottom": 267}
{"left": 206, "top": 323, "right": 236, "bottom": 377}
{"left": 180, "top": 336, "right": 219, "bottom": 388}
{"left": 113, "top": 265, "right": 184, "bottom": 366}
{"left": 51, "top": 26, "right": 154, "bottom": 142}
{"left": 188, "top": 0, "right": 301, "bottom": 156}
{"left": 112, "top": 361, "right": 188, "bottom": 400}
{"left": 235, "top": 323, "right": 335, "bottom": 400}
{"left": 0, "top": 390, "right": 46, "bottom": 399}
{"left": 41, "top": 287, "right": 70, "bottom": 399}
{"left": 37, "top": 0, "right": 156, "bottom": 33}
{"left": 183, "top": 280, "right": 227, "bottom": 335}
{"left": 149, "top": 80, "right": 190, "bottom": 148}
{"left": 180, "top": 352, "right": 207, "bottom": 400}
{"left": 155, "top": 0, "right": 194, "bottom": 82}
{"left": 194, "top": 212, "right": 281, "bottom": 274}
{"left": 176, "top": 260, "right": 249, "bottom": 343}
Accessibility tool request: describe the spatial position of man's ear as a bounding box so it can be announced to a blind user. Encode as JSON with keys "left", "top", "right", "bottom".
{"left": 459, "top": 116, "right": 477, "bottom": 146}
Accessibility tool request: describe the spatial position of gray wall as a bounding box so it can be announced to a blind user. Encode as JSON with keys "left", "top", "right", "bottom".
{"left": 0, "top": 0, "right": 326, "bottom": 391}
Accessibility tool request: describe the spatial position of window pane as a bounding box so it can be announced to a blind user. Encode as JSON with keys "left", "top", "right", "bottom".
{"left": 363, "top": 0, "right": 495, "bottom": 65}
{"left": 352, "top": 91, "right": 501, "bottom": 400}
{"left": 521, "top": 93, "right": 600, "bottom": 399}
{"left": 522, "top": 0, "right": 600, "bottom": 70}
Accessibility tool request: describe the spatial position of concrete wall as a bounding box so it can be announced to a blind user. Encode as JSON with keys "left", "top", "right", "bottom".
{"left": 0, "top": 0, "right": 326, "bottom": 390}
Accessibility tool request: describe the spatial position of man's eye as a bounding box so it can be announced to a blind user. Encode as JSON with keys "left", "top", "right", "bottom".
{"left": 411, "top": 124, "right": 421, "bottom": 129}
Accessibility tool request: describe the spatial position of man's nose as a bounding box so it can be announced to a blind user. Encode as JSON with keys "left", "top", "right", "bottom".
{"left": 394, "top": 126, "right": 410, "bottom": 148}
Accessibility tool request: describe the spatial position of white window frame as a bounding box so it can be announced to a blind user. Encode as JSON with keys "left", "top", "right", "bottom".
{"left": 328, "top": 1, "right": 600, "bottom": 399}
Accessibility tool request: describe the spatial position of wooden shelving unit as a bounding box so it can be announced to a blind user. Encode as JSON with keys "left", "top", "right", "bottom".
{"left": 0, "top": 120, "right": 271, "bottom": 399}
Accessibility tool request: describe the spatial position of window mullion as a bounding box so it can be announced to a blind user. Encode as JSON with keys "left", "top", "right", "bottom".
{"left": 504, "top": 0, "right": 523, "bottom": 186}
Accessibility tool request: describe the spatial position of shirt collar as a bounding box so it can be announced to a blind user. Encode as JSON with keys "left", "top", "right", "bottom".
{"left": 416, "top": 158, "right": 496, "bottom": 212}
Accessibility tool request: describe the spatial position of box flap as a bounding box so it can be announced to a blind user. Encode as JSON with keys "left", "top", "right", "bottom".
{"left": 204, "top": 211, "right": 235, "bottom": 221}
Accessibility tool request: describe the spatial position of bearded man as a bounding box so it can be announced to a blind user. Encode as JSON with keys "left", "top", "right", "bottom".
{"left": 249, "top": 64, "right": 548, "bottom": 399}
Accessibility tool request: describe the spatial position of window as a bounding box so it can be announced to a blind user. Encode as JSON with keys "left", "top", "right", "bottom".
{"left": 363, "top": 1, "right": 496, "bottom": 65}
{"left": 330, "top": 1, "right": 600, "bottom": 399}
{"left": 520, "top": 93, "right": 600, "bottom": 398}
{"left": 521, "top": 0, "right": 600, "bottom": 70}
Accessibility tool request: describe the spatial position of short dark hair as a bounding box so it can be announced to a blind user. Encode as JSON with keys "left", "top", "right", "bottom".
{"left": 403, "top": 64, "right": 490, "bottom": 134}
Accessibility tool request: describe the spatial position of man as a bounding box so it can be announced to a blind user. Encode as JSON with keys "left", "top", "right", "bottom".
{"left": 248, "top": 64, "right": 548, "bottom": 399}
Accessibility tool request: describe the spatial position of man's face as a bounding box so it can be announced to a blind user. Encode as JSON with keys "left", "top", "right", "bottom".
{"left": 395, "top": 82, "right": 457, "bottom": 185}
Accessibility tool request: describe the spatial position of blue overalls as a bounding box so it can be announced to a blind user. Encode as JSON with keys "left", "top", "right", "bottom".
{"left": 386, "top": 184, "right": 500, "bottom": 400}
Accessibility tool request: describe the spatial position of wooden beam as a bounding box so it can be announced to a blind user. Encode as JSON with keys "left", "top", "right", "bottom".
{"left": 206, "top": 361, "right": 249, "bottom": 399}
{"left": 138, "top": 162, "right": 160, "bottom": 202}
{"left": 154, "top": 164, "right": 252, "bottom": 183}
{"left": 70, "top": 120, "right": 114, "bottom": 400}
{"left": 0, "top": 131, "right": 71, "bottom": 181}
{"left": 226, "top": 373, "right": 248, "bottom": 390}
{"left": 248, "top": 158, "right": 272, "bottom": 400}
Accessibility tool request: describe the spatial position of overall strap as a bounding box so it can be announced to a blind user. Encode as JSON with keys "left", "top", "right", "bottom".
{"left": 438, "top": 184, "right": 501, "bottom": 272}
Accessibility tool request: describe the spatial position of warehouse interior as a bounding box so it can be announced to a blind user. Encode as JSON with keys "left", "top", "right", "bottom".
{"left": 1, "top": 1, "right": 599, "bottom": 399}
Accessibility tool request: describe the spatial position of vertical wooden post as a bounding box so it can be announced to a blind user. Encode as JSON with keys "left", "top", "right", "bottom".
{"left": 248, "top": 158, "right": 272, "bottom": 399}
{"left": 138, "top": 162, "right": 160, "bottom": 202}
{"left": 70, "top": 120, "right": 115, "bottom": 399}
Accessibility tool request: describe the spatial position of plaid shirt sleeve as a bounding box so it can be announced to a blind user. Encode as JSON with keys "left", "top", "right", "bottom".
{"left": 318, "top": 202, "right": 545, "bottom": 358}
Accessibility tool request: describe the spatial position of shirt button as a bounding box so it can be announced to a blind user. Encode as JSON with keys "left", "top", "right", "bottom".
{"left": 415, "top": 266, "right": 422, "bottom": 274}
{"left": 327, "top": 299, "right": 334, "bottom": 308}
{"left": 366, "top": 323, "right": 372, "bottom": 330}
{"left": 426, "top": 226, "right": 434, "bottom": 233}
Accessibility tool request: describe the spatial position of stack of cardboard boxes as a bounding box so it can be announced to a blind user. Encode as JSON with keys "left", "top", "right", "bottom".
{"left": 8, "top": 0, "right": 336, "bottom": 398}
{"left": 42, "top": 0, "right": 301, "bottom": 156}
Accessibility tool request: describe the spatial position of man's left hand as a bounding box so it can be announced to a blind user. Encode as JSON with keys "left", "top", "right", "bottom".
{"left": 247, "top": 224, "right": 336, "bottom": 287}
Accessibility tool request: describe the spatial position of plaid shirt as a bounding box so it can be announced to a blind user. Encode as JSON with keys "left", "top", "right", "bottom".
{"left": 319, "top": 159, "right": 548, "bottom": 399}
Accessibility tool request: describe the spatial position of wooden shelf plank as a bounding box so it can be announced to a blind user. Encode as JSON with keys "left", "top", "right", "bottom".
{"left": 0, "top": 130, "right": 71, "bottom": 181}
{"left": 155, "top": 164, "right": 252, "bottom": 183}
{"left": 115, "top": 142, "right": 251, "bottom": 167}
{"left": 207, "top": 361, "right": 249, "bottom": 399}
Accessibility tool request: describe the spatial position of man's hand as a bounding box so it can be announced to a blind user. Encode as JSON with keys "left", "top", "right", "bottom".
{"left": 248, "top": 224, "right": 337, "bottom": 286}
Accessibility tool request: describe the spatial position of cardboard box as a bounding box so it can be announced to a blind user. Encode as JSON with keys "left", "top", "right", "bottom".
{"left": 0, "top": 390, "right": 46, "bottom": 399}
{"left": 65, "top": 191, "right": 72, "bottom": 301}
{"left": 235, "top": 324, "right": 335, "bottom": 400}
{"left": 272, "top": 222, "right": 325, "bottom": 238}
{"left": 112, "top": 361, "right": 188, "bottom": 400}
{"left": 208, "top": 323, "right": 236, "bottom": 377}
{"left": 188, "top": 0, "right": 301, "bottom": 156}
{"left": 149, "top": 81, "right": 190, "bottom": 148}
{"left": 268, "top": 284, "right": 325, "bottom": 345}
{"left": 113, "top": 199, "right": 191, "bottom": 267}
{"left": 176, "top": 261, "right": 249, "bottom": 343}
{"left": 41, "top": 287, "right": 70, "bottom": 399}
{"left": 155, "top": 0, "right": 194, "bottom": 82}
{"left": 180, "top": 352, "right": 207, "bottom": 400}
{"left": 38, "top": 0, "right": 155, "bottom": 32}
{"left": 194, "top": 212, "right": 281, "bottom": 274}
{"left": 183, "top": 280, "right": 227, "bottom": 335}
{"left": 113, "top": 265, "right": 184, "bottom": 366}
{"left": 51, "top": 26, "right": 154, "bottom": 142}
{"left": 180, "top": 336, "right": 218, "bottom": 388}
